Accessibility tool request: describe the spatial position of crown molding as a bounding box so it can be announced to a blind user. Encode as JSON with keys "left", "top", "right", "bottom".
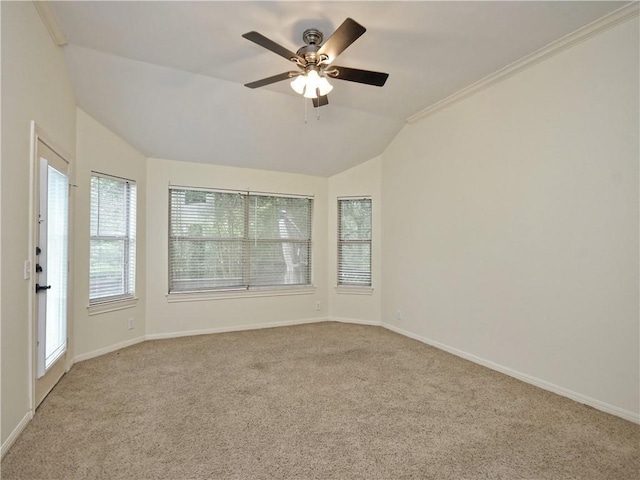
{"left": 33, "top": 0, "right": 68, "bottom": 46}
{"left": 407, "top": 2, "right": 639, "bottom": 124}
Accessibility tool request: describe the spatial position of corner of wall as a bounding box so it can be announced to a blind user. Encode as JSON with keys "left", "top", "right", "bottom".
{"left": 72, "top": 109, "right": 148, "bottom": 361}
{"left": 328, "top": 156, "right": 383, "bottom": 324}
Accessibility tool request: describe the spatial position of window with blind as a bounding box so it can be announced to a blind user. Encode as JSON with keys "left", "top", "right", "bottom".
{"left": 338, "top": 197, "right": 372, "bottom": 286}
{"left": 89, "top": 174, "right": 137, "bottom": 304}
{"left": 169, "top": 187, "right": 312, "bottom": 293}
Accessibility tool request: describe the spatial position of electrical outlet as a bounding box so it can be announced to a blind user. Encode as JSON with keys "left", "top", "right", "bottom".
{"left": 396, "top": 309, "right": 403, "bottom": 320}
{"left": 315, "top": 301, "right": 321, "bottom": 311}
{"left": 128, "top": 318, "right": 134, "bottom": 330}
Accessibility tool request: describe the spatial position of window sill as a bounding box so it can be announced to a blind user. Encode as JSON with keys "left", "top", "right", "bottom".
{"left": 166, "top": 286, "right": 317, "bottom": 303}
{"left": 335, "top": 286, "right": 374, "bottom": 295}
{"left": 88, "top": 297, "right": 139, "bottom": 316}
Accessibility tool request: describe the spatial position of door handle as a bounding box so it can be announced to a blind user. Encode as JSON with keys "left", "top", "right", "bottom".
{"left": 36, "top": 284, "right": 51, "bottom": 293}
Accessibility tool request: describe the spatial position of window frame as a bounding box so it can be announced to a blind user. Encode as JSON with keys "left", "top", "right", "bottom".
{"left": 89, "top": 172, "right": 137, "bottom": 306}
{"left": 168, "top": 186, "right": 314, "bottom": 295}
{"left": 337, "top": 196, "right": 372, "bottom": 289}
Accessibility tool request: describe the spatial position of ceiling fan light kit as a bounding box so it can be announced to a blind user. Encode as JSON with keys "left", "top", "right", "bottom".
{"left": 243, "top": 18, "right": 389, "bottom": 108}
{"left": 291, "top": 69, "right": 334, "bottom": 98}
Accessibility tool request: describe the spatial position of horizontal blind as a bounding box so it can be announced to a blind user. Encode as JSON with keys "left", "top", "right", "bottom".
{"left": 169, "top": 189, "right": 246, "bottom": 292}
{"left": 90, "top": 174, "right": 136, "bottom": 303}
{"left": 338, "top": 197, "right": 372, "bottom": 286}
{"left": 169, "top": 188, "right": 313, "bottom": 292}
{"left": 249, "top": 194, "right": 312, "bottom": 287}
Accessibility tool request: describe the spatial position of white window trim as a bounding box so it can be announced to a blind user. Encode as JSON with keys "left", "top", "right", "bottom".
{"left": 335, "top": 285, "right": 374, "bottom": 295}
{"left": 337, "top": 196, "right": 372, "bottom": 288}
{"left": 166, "top": 285, "right": 316, "bottom": 303}
{"left": 89, "top": 172, "right": 137, "bottom": 305}
{"left": 168, "top": 186, "right": 314, "bottom": 294}
{"left": 88, "top": 296, "right": 139, "bottom": 316}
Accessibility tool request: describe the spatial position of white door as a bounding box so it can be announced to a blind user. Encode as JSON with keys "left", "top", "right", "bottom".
{"left": 34, "top": 139, "right": 69, "bottom": 406}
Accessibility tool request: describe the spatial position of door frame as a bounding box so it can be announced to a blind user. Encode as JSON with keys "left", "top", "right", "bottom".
{"left": 28, "top": 121, "right": 75, "bottom": 411}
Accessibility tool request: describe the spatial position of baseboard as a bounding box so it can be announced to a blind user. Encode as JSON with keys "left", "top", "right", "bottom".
{"left": 145, "top": 317, "right": 329, "bottom": 341}
{"left": 73, "top": 336, "right": 146, "bottom": 363}
{"left": 1, "top": 411, "right": 32, "bottom": 459}
{"left": 75, "top": 320, "right": 330, "bottom": 360}
{"left": 382, "top": 322, "right": 640, "bottom": 424}
{"left": 330, "top": 317, "right": 382, "bottom": 327}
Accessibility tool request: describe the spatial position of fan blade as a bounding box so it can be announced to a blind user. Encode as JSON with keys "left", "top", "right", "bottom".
{"left": 329, "top": 66, "right": 389, "bottom": 87}
{"left": 242, "top": 31, "right": 305, "bottom": 64}
{"left": 318, "top": 18, "right": 366, "bottom": 63}
{"left": 245, "top": 72, "right": 297, "bottom": 89}
{"left": 312, "top": 95, "right": 329, "bottom": 108}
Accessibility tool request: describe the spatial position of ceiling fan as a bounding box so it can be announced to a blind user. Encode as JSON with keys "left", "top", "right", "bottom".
{"left": 242, "top": 18, "right": 389, "bottom": 107}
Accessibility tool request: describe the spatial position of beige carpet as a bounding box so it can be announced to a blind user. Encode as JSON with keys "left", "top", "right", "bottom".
{"left": 2, "top": 322, "right": 638, "bottom": 479}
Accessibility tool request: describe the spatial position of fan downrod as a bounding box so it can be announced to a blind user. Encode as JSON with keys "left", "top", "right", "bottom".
{"left": 302, "top": 28, "right": 323, "bottom": 46}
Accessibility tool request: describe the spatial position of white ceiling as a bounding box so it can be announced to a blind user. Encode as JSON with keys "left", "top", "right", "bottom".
{"left": 51, "top": 1, "right": 627, "bottom": 177}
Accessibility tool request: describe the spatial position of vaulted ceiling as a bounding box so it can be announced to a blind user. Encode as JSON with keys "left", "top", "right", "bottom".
{"left": 51, "top": 1, "right": 627, "bottom": 176}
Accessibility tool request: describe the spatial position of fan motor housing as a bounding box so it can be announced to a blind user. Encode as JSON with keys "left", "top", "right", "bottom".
{"left": 296, "top": 44, "right": 321, "bottom": 63}
{"left": 297, "top": 28, "right": 324, "bottom": 64}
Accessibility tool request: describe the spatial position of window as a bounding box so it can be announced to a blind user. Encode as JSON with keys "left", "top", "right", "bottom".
{"left": 169, "top": 187, "right": 312, "bottom": 293}
{"left": 89, "top": 173, "right": 137, "bottom": 304}
{"left": 338, "top": 197, "right": 372, "bottom": 286}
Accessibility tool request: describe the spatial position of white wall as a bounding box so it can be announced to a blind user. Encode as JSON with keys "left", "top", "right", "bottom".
{"left": 145, "top": 158, "right": 328, "bottom": 337}
{"left": 73, "top": 109, "right": 147, "bottom": 360}
{"left": 382, "top": 17, "right": 639, "bottom": 418}
{"left": 1, "top": 2, "right": 76, "bottom": 448}
{"left": 328, "top": 156, "right": 382, "bottom": 324}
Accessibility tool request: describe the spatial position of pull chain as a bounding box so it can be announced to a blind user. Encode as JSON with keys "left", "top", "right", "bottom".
{"left": 303, "top": 95, "right": 322, "bottom": 123}
{"left": 316, "top": 88, "right": 321, "bottom": 120}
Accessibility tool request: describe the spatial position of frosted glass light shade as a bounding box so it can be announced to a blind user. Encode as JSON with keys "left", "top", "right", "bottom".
{"left": 303, "top": 70, "right": 321, "bottom": 98}
{"left": 318, "top": 77, "right": 333, "bottom": 96}
{"left": 290, "top": 75, "right": 306, "bottom": 94}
